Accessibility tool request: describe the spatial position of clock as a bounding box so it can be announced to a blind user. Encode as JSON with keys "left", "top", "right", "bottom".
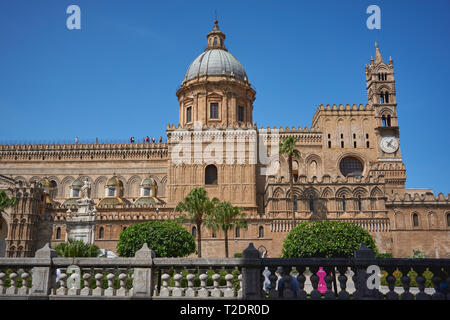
{"left": 380, "top": 136, "right": 399, "bottom": 153}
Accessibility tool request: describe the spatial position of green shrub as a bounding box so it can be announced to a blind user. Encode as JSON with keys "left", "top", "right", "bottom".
{"left": 116, "top": 220, "right": 196, "bottom": 257}
{"left": 282, "top": 220, "right": 377, "bottom": 258}
{"left": 234, "top": 253, "right": 243, "bottom": 258}
{"left": 53, "top": 239, "right": 101, "bottom": 257}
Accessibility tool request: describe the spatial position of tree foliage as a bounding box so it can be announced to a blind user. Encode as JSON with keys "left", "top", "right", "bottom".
{"left": 174, "top": 187, "right": 218, "bottom": 257}
{"left": 279, "top": 137, "right": 300, "bottom": 223}
{"left": 53, "top": 239, "right": 101, "bottom": 257}
{"left": 116, "top": 220, "right": 196, "bottom": 257}
{"left": 0, "top": 190, "right": 17, "bottom": 212}
{"left": 282, "top": 220, "right": 377, "bottom": 258}
{"left": 205, "top": 201, "right": 247, "bottom": 257}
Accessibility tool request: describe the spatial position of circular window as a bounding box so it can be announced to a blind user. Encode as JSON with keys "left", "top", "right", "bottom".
{"left": 339, "top": 156, "right": 363, "bottom": 176}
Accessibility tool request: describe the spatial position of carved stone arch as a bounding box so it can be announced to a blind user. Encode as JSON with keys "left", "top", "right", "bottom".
{"left": 303, "top": 187, "right": 319, "bottom": 199}
{"left": 321, "top": 187, "right": 333, "bottom": 198}
{"left": 61, "top": 176, "right": 75, "bottom": 199}
{"left": 427, "top": 211, "right": 438, "bottom": 229}
{"left": 336, "top": 187, "right": 352, "bottom": 198}
{"left": 286, "top": 187, "right": 302, "bottom": 198}
{"left": 305, "top": 154, "right": 321, "bottom": 178}
{"left": 159, "top": 175, "right": 167, "bottom": 197}
{"left": 370, "top": 187, "right": 383, "bottom": 198}
{"left": 29, "top": 176, "right": 41, "bottom": 184}
{"left": 127, "top": 175, "right": 142, "bottom": 198}
{"left": 13, "top": 176, "right": 26, "bottom": 184}
{"left": 272, "top": 187, "right": 284, "bottom": 198}
{"left": 374, "top": 63, "right": 390, "bottom": 73}
{"left": 353, "top": 187, "right": 368, "bottom": 198}
{"left": 93, "top": 176, "right": 107, "bottom": 198}
{"left": 411, "top": 211, "right": 420, "bottom": 228}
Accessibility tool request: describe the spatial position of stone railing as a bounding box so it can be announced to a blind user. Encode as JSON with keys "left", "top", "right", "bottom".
{"left": 270, "top": 218, "right": 390, "bottom": 233}
{"left": 0, "top": 243, "right": 449, "bottom": 300}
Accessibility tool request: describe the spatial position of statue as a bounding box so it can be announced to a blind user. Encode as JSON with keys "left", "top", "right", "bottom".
{"left": 81, "top": 179, "right": 91, "bottom": 199}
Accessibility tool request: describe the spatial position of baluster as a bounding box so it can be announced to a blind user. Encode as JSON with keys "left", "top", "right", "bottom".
{"left": 296, "top": 266, "right": 307, "bottom": 300}
{"left": 80, "top": 272, "right": 92, "bottom": 296}
{"left": 92, "top": 272, "right": 104, "bottom": 296}
{"left": 56, "top": 272, "right": 68, "bottom": 296}
{"left": 237, "top": 274, "right": 243, "bottom": 298}
{"left": 414, "top": 267, "right": 430, "bottom": 300}
{"left": 385, "top": 267, "right": 398, "bottom": 300}
{"left": 159, "top": 273, "right": 170, "bottom": 297}
{"left": 185, "top": 272, "right": 196, "bottom": 298}
{"left": 309, "top": 266, "right": 321, "bottom": 299}
{"left": 431, "top": 267, "right": 445, "bottom": 300}
{"left": 281, "top": 267, "right": 294, "bottom": 299}
{"left": 210, "top": 272, "right": 221, "bottom": 298}
{"left": 336, "top": 266, "right": 350, "bottom": 300}
{"left": 6, "top": 273, "right": 18, "bottom": 295}
{"left": 268, "top": 266, "right": 278, "bottom": 299}
{"left": 172, "top": 271, "right": 183, "bottom": 297}
{"left": 323, "top": 267, "right": 335, "bottom": 300}
{"left": 18, "top": 272, "right": 30, "bottom": 295}
{"left": 399, "top": 267, "right": 414, "bottom": 300}
{"left": 0, "top": 272, "right": 5, "bottom": 294}
{"left": 224, "top": 273, "right": 235, "bottom": 298}
{"left": 197, "top": 273, "right": 209, "bottom": 298}
{"left": 116, "top": 273, "right": 128, "bottom": 296}
{"left": 104, "top": 273, "right": 116, "bottom": 296}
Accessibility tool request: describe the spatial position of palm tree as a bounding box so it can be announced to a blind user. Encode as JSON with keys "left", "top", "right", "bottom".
{"left": 0, "top": 190, "right": 17, "bottom": 212}
{"left": 175, "top": 187, "right": 219, "bottom": 257}
{"left": 205, "top": 201, "right": 247, "bottom": 258}
{"left": 279, "top": 137, "right": 300, "bottom": 224}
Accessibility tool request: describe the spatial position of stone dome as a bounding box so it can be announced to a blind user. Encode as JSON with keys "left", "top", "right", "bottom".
{"left": 184, "top": 49, "right": 247, "bottom": 82}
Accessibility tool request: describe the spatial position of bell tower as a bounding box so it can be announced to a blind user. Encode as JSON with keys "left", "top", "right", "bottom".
{"left": 366, "top": 43, "right": 406, "bottom": 193}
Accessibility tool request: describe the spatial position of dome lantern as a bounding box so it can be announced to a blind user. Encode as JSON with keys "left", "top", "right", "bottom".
{"left": 205, "top": 20, "right": 226, "bottom": 51}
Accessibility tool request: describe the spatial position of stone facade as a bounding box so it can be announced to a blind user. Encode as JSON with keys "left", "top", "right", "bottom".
{"left": 0, "top": 22, "right": 449, "bottom": 258}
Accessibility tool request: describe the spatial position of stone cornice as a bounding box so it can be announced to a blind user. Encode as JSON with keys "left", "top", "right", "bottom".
{"left": 0, "top": 143, "right": 169, "bottom": 161}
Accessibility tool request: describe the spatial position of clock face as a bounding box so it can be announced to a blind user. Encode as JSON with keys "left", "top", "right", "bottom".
{"left": 380, "top": 136, "right": 399, "bottom": 153}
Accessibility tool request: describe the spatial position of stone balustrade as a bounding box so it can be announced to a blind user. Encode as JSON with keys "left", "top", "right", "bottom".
{"left": 0, "top": 243, "right": 449, "bottom": 300}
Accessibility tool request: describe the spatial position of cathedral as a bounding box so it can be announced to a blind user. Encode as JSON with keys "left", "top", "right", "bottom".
{"left": 0, "top": 21, "right": 449, "bottom": 258}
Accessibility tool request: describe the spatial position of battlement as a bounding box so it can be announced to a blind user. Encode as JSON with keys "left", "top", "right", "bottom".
{"left": 388, "top": 192, "right": 450, "bottom": 204}
{"left": 0, "top": 143, "right": 168, "bottom": 161}
{"left": 267, "top": 173, "right": 385, "bottom": 185}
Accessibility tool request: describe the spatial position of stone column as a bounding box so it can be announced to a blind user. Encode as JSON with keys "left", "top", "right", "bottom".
{"left": 241, "top": 243, "right": 262, "bottom": 299}
{"left": 30, "top": 243, "right": 58, "bottom": 299}
{"left": 132, "top": 243, "right": 155, "bottom": 299}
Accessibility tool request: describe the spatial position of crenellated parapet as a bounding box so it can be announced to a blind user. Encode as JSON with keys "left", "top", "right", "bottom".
{"left": 387, "top": 192, "right": 450, "bottom": 206}
{"left": 266, "top": 173, "right": 385, "bottom": 186}
{"left": 311, "top": 104, "right": 374, "bottom": 128}
{"left": 0, "top": 143, "right": 168, "bottom": 161}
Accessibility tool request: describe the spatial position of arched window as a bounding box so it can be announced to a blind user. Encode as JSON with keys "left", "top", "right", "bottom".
{"left": 339, "top": 157, "right": 364, "bottom": 177}
{"left": 192, "top": 226, "right": 197, "bottom": 238}
{"left": 342, "top": 196, "right": 346, "bottom": 212}
{"left": 293, "top": 196, "right": 298, "bottom": 212}
{"left": 412, "top": 213, "right": 419, "bottom": 227}
{"left": 358, "top": 196, "right": 362, "bottom": 212}
{"left": 56, "top": 227, "right": 61, "bottom": 240}
{"left": 382, "top": 115, "right": 387, "bottom": 127}
{"left": 385, "top": 93, "right": 389, "bottom": 103}
{"left": 205, "top": 165, "right": 218, "bottom": 185}
{"left": 380, "top": 94, "right": 384, "bottom": 103}
{"left": 99, "top": 227, "right": 104, "bottom": 239}
{"left": 387, "top": 115, "right": 391, "bottom": 127}
{"left": 309, "top": 196, "right": 314, "bottom": 213}
{"left": 107, "top": 188, "right": 115, "bottom": 197}
{"left": 212, "top": 230, "right": 216, "bottom": 238}
{"left": 258, "top": 226, "right": 264, "bottom": 238}
{"left": 213, "top": 37, "right": 218, "bottom": 45}
{"left": 447, "top": 213, "right": 450, "bottom": 227}
{"left": 235, "top": 226, "right": 240, "bottom": 238}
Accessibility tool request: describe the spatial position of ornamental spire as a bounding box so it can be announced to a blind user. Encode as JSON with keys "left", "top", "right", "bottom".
{"left": 205, "top": 20, "right": 227, "bottom": 51}
{"left": 375, "top": 41, "right": 383, "bottom": 63}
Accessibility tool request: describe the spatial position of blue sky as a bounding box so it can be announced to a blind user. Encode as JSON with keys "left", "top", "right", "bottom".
{"left": 0, "top": 0, "right": 449, "bottom": 194}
